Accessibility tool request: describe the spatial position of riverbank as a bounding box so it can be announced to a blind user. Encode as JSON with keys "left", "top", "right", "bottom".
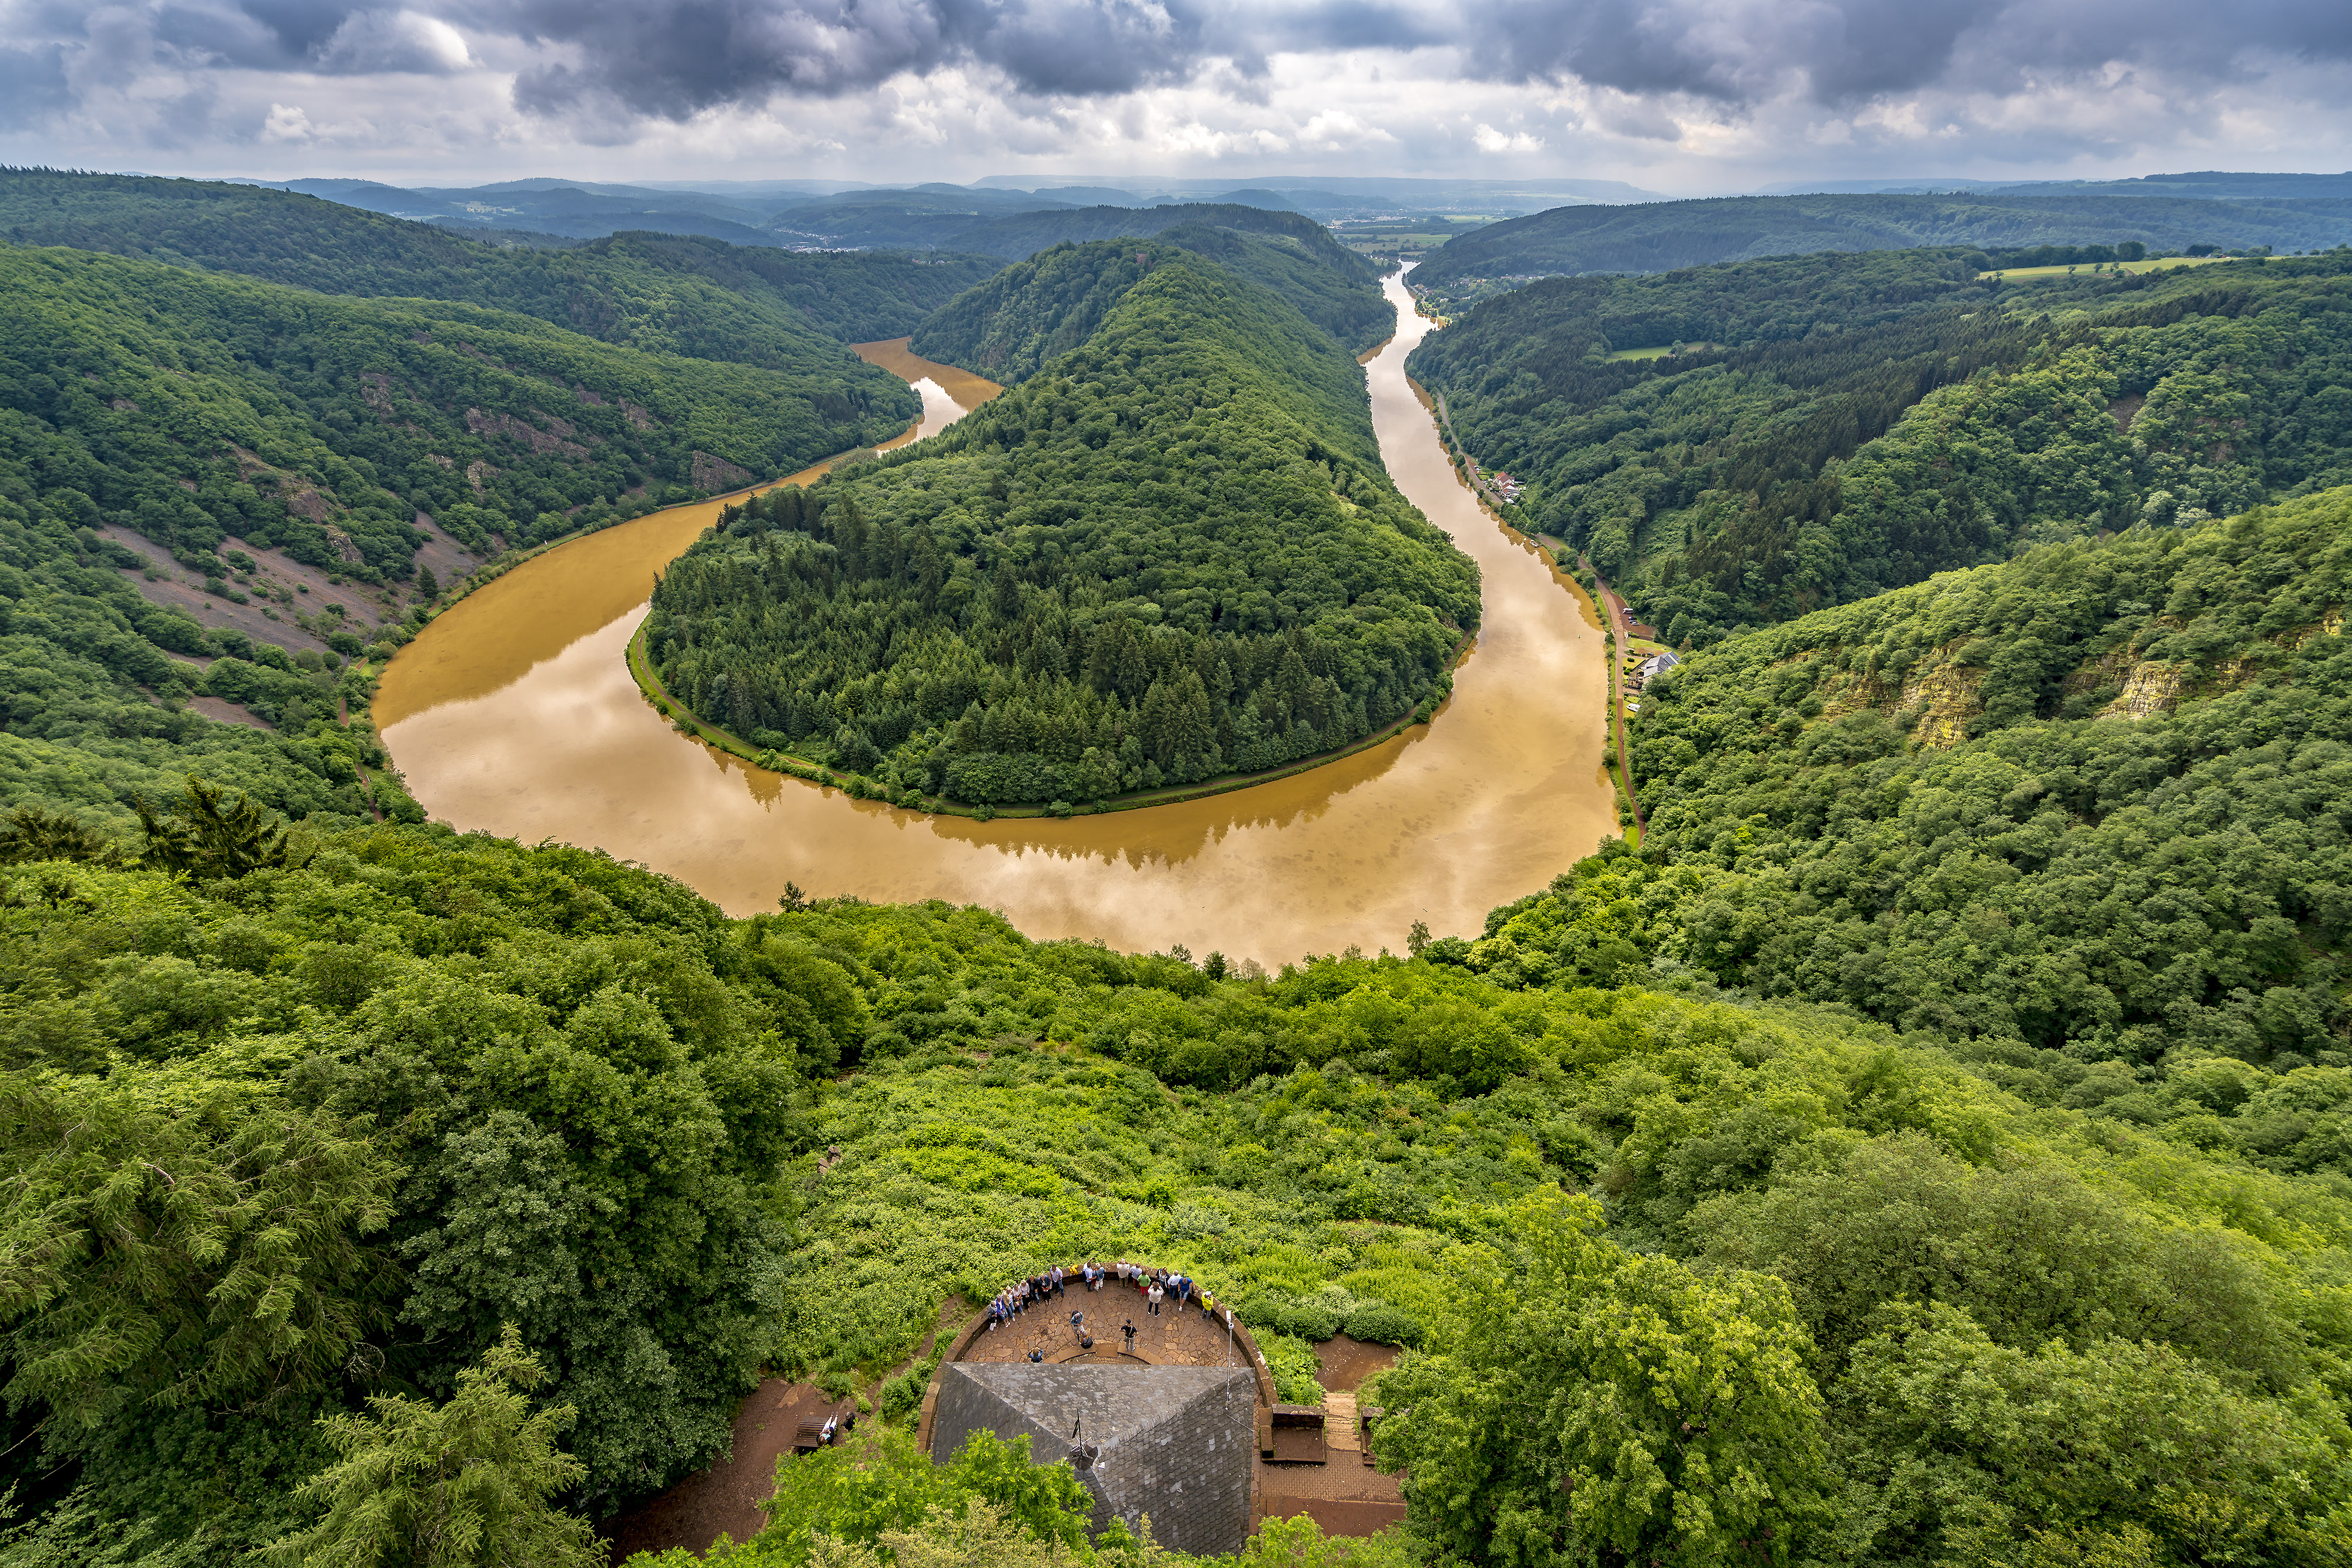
{"left": 1414, "top": 376, "right": 1642, "bottom": 840}
{"left": 625, "top": 617, "right": 1469, "bottom": 823}
{"left": 375, "top": 274, "right": 1614, "bottom": 963}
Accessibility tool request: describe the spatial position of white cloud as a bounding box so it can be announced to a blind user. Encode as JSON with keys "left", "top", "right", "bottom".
{"left": 1471, "top": 121, "right": 1542, "bottom": 153}
{"left": 1299, "top": 108, "right": 1394, "bottom": 149}
{"left": 313, "top": 11, "right": 475, "bottom": 75}
{"left": 260, "top": 102, "right": 315, "bottom": 142}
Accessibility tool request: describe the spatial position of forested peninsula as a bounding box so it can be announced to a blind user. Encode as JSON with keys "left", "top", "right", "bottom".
{"left": 646, "top": 242, "right": 1476, "bottom": 807}
{"left": 1411, "top": 246, "right": 2352, "bottom": 643}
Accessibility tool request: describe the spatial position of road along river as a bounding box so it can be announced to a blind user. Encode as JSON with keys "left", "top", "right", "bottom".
{"left": 376, "top": 290, "right": 1616, "bottom": 965}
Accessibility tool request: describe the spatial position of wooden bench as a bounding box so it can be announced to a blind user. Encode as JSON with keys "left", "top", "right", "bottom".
{"left": 1269, "top": 1404, "right": 1329, "bottom": 1465}
{"left": 1358, "top": 1406, "right": 1382, "bottom": 1467}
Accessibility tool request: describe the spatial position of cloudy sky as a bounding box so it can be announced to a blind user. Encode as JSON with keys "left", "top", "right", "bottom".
{"left": 4, "top": 0, "right": 2350, "bottom": 192}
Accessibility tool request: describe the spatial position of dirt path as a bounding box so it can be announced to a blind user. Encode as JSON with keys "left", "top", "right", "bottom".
{"left": 600, "top": 1300, "right": 965, "bottom": 1563}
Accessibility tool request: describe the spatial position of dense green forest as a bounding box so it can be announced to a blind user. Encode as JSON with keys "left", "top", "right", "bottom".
{"left": 648, "top": 245, "right": 1473, "bottom": 806}
{"left": 11, "top": 170, "right": 2352, "bottom": 1568}
{"left": 0, "top": 169, "right": 996, "bottom": 353}
{"left": 0, "top": 238, "right": 919, "bottom": 838}
{"left": 1409, "top": 189, "right": 2352, "bottom": 285}
{"left": 8, "top": 821, "right": 2351, "bottom": 1568}
{"left": 1410, "top": 248, "right": 2352, "bottom": 641}
{"left": 912, "top": 230, "right": 1387, "bottom": 381}
{"left": 1491, "top": 489, "right": 2352, "bottom": 1074}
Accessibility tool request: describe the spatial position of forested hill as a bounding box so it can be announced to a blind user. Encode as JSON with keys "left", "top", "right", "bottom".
{"left": 0, "top": 168, "right": 997, "bottom": 352}
{"left": 1478, "top": 489, "right": 2352, "bottom": 1072}
{"left": 1409, "top": 189, "right": 2352, "bottom": 283}
{"left": 913, "top": 230, "right": 1390, "bottom": 381}
{"left": 1410, "top": 247, "right": 2352, "bottom": 643}
{"left": 648, "top": 251, "right": 1477, "bottom": 807}
{"left": 950, "top": 202, "right": 1379, "bottom": 278}
{"left": 0, "top": 240, "right": 913, "bottom": 835}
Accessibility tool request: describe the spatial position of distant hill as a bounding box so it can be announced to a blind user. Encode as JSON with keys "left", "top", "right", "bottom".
{"left": 0, "top": 169, "right": 998, "bottom": 350}
{"left": 1409, "top": 192, "right": 2352, "bottom": 283}
{"left": 948, "top": 203, "right": 1380, "bottom": 276}
{"left": 1207, "top": 189, "right": 1305, "bottom": 213}
{"left": 1984, "top": 171, "right": 2352, "bottom": 202}
{"left": 913, "top": 215, "right": 1391, "bottom": 378}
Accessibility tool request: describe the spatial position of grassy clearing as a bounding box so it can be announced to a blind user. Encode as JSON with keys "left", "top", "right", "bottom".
{"left": 1982, "top": 255, "right": 2231, "bottom": 280}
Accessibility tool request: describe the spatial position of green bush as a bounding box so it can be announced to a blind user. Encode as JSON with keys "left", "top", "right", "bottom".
{"left": 1278, "top": 1301, "right": 1345, "bottom": 1342}
{"left": 1344, "top": 1304, "right": 1422, "bottom": 1347}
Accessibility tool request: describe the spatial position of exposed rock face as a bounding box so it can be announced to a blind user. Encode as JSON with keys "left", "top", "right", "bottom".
{"left": 930, "top": 1363, "right": 1254, "bottom": 1556}
{"left": 463, "top": 407, "right": 593, "bottom": 460}
{"left": 691, "top": 451, "right": 754, "bottom": 494}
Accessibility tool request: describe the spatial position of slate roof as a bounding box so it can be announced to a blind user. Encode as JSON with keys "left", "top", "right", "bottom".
{"left": 931, "top": 1362, "right": 1255, "bottom": 1555}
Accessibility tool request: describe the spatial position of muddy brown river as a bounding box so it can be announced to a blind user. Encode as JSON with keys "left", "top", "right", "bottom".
{"left": 377, "top": 292, "right": 1615, "bottom": 963}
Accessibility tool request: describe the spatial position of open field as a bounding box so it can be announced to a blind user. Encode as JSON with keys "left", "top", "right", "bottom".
{"left": 1605, "top": 342, "right": 1717, "bottom": 362}
{"left": 1980, "top": 254, "right": 2232, "bottom": 280}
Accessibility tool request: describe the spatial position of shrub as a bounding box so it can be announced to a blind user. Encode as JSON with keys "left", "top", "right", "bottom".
{"left": 1345, "top": 1304, "right": 1422, "bottom": 1347}
{"left": 1278, "top": 1300, "right": 1345, "bottom": 1342}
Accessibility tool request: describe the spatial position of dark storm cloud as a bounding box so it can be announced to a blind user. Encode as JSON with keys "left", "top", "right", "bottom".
{"left": 487, "top": 0, "right": 1224, "bottom": 115}
{"left": 0, "top": 43, "right": 73, "bottom": 129}
{"left": 128, "top": 2, "right": 468, "bottom": 73}
{"left": 13, "top": 0, "right": 2352, "bottom": 132}
{"left": 1454, "top": 0, "right": 2352, "bottom": 105}
{"left": 479, "top": 0, "right": 2352, "bottom": 118}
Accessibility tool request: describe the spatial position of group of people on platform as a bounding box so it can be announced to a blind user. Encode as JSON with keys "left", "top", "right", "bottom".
{"left": 985, "top": 1260, "right": 1215, "bottom": 1332}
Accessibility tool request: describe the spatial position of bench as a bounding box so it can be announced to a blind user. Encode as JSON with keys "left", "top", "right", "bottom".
{"left": 1268, "top": 1404, "right": 1329, "bottom": 1465}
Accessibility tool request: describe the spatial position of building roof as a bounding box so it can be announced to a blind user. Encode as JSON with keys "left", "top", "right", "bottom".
{"left": 931, "top": 1363, "right": 1255, "bottom": 1555}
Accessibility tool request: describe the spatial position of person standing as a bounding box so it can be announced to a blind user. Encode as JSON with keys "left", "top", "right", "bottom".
{"left": 1147, "top": 1279, "right": 1164, "bottom": 1317}
{"left": 1122, "top": 1319, "right": 1137, "bottom": 1353}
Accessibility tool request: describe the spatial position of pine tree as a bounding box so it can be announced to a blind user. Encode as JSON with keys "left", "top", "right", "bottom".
{"left": 267, "top": 1325, "right": 603, "bottom": 1568}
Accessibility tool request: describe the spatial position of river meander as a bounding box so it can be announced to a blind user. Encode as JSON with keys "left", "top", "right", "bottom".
{"left": 376, "top": 287, "right": 1615, "bottom": 964}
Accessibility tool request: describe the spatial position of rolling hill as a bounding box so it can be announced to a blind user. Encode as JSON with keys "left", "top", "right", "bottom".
{"left": 1409, "top": 191, "right": 2352, "bottom": 285}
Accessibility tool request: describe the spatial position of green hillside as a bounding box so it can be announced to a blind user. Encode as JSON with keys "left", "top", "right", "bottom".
{"left": 0, "top": 169, "right": 994, "bottom": 355}
{"left": 0, "top": 240, "right": 914, "bottom": 835}
{"left": 950, "top": 202, "right": 1382, "bottom": 279}
{"left": 1409, "top": 248, "right": 2352, "bottom": 641}
{"left": 1409, "top": 190, "right": 2352, "bottom": 285}
{"left": 647, "top": 250, "right": 1475, "bottom": 806}
{"left": 1478, "top": 489, "right": 2352, "bottom": 1076}
{"left": 911, "top": 229, "right": 1389, "bottom": 382}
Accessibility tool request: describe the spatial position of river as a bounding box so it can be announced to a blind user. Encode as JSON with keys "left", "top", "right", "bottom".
{"left": 376, "top": 289, "right": 1615, "bottom": 965}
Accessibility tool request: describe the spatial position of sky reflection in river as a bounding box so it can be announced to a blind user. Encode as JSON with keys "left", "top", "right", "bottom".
{"left": 377, "top": 300, "right": 1615, "bottom": 964}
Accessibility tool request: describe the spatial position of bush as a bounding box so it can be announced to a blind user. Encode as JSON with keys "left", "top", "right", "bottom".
{"left": 1344, "top": 1304, "right": 1422, "bottom": 1347}
{"left": 1261, "top": 1332, "right": 1328, "bottom": 1405}
{"left": 1278, "top": 1300, "right": 1345, "bottom": 1342}
{"left": 879, "top": 1366, "right": 927, "bottom": 1423}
